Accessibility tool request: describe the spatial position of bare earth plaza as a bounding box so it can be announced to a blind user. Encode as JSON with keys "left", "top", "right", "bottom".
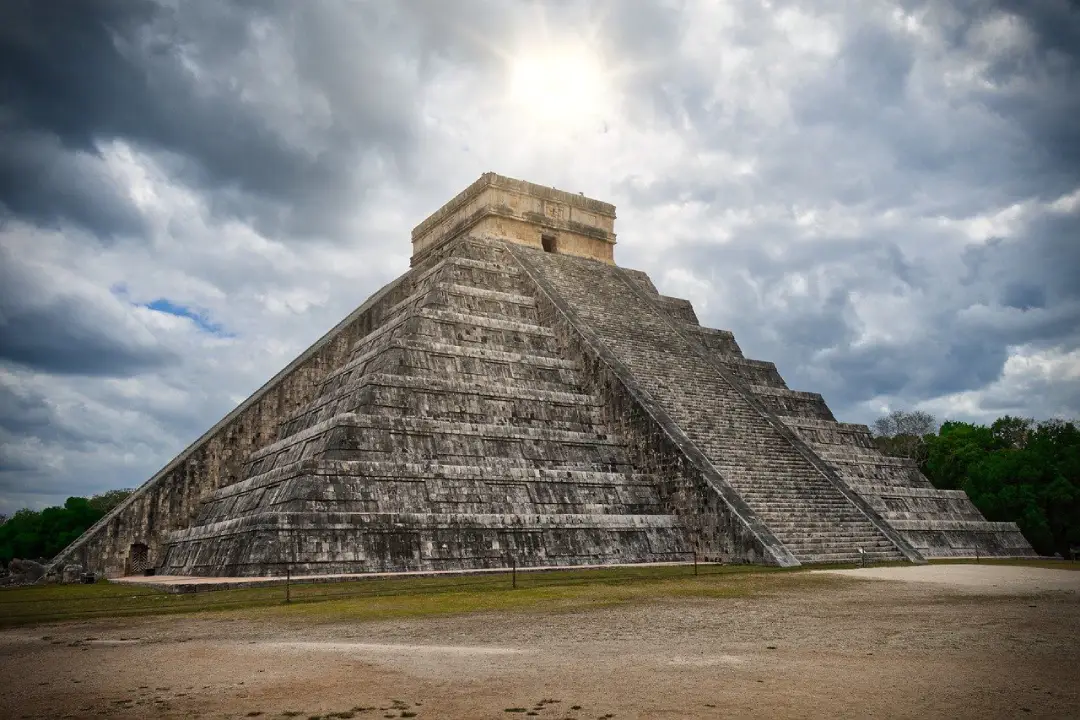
{"left": 2, "top": 177, "right": 1078, "bottom": 719}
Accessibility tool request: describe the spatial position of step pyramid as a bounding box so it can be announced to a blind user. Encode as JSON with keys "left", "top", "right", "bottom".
{"left": 51, "top": 173, "right": 1034, "bottom": 579}
{"left": 160, "top": 241, "right": 691, "bottom": 575}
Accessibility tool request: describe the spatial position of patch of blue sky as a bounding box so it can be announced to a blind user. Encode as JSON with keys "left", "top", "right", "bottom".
{"left": 142, "top": 298, "right": 231, "bottom": 337}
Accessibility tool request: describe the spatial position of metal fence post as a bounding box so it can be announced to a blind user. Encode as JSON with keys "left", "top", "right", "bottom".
{"left": 512, "top": 556, "right": 517, "bottom": 589}
{"left": 693, "top": 551, "right": 698, "bottom": 576}
{"left": 285, "top": 566, "right": 291, "bottom": 604}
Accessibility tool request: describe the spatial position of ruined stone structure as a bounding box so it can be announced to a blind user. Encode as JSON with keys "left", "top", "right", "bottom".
{"left": 51, "top": 173, "right": 1034, "bottom": 578}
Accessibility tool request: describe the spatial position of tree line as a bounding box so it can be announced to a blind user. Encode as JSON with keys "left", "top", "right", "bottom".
{"left": 0, "top": 490, "right": 132, "bottom": 567}
{"left": 872, "top": 411, "right": 1079, "bottom": 557}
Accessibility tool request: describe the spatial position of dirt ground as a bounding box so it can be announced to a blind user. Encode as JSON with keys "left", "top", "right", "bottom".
{"left": 1, "top": 565, "right": 1077, "bottom": 720}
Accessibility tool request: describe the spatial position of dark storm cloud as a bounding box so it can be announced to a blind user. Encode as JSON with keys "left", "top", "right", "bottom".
{"left": 0, "top": 131, "right": 148, "bottom": 239}
{"left": 0, "top": 382, "right": 69, "bottom": 443}
{"left": 0, "top": 247, "right": 175, "bottom": 376}
{"left": 961, "top": 210, "right": 1080, "bottom": 307}
{"left": 662, "top": 199, "right": 1080, "bottom": 414}
{"left": 964, "top": 0, "right": 1080, "bottom": 198}
{"left": 0, "top": 0, "right": 433, "bottom": 242}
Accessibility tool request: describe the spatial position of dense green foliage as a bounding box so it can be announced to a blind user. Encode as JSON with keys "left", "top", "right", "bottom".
{"left": 0, "top": 490, "right": 132, "bottom": 567}
{"left": 923, "top": 418, "right": 1079, "bottom": 556}
{"left": 875, "top": 413, "right": 1079, "bottom": 557}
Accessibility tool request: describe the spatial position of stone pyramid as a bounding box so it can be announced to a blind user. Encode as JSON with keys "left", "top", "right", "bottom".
{"left": 52, "top": 173, "right": 1034, "bottom": 578}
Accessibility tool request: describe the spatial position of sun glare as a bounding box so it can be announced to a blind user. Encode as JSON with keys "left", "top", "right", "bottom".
{"left": 506, "top": 44, "right": 609, "bottom": 127}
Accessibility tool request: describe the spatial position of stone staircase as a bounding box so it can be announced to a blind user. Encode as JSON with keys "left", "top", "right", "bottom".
{"left": 647, "top": 268, "right": 1035, "bottom": 560}
{"left": 779, "top": 420, "right": 1035, "bottom": 558}
{"left": 509, "top": 243, "right": 911, "bottom": 565}
{"left": 160, "top": 239, "right": 690, "bottom": 576}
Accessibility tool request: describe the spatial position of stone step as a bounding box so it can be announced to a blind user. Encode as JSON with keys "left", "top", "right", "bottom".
{"left": 741, "top": 502, "right": 866, "bottom": 514}
{"left": 440, "top": 282, "right": 536, "bottom": 307}
{"left": 320, "top": 338, "right": 581, "bottom": 396}
{"left": 246, "top": 413, "right": 632, "bottom": 479}
{"left": 281, "top": 372, "right": 603, "bottom": 436}
{"left": 212, "top": 458, "right": 650, "bottom": 501}
{"left": 783, "top": 541, "right": 899, "bottom": 555}
{"left": 253, "top": 412, "right": 625, "bottom": 462}
{"left": 162, "top": 520, "right": 692, "bottom": 576}
{"left": 199, "top": 479, "right": 666, "bottom": 525}
{"left": 745, "top": 385, "right": 835, "bottom": 421}
{"left": 815, "top": 449, "right": 918, "bottom": 468}
{"left": 886, "top": 519, "right": 1025, "bottom": 532}
{"left": 731, "top": 494, "right": 860, "bottom": 506}
{"left": 716, "top": 357, "right": 788, "bottom": 389}
{"left": 738, "top": 493, "right": 862, "bottom": 503}
{"left": 735, "top": 488, "right": 859, "bottom": 498}
{"left": 382, "top": 285, "right": 538, "bottom": 329}
{"left": 845, "top": 484, "right": 955, "bottom": 497}
{"left": 220, "top": 493, "right": 665, "bottom": 518}
{"left": 778, "top": 416, "right": 873, "bottom": 435}
{"left": 412, "top": 254, "right": 521, "bottom": 286}
{"left": 778, "top": 417, "right": 876, "bottom": 449}
{"left": 427, "top": 285, "right": 541, "bottom": 326}
{"left": 879, "top": 510, "right": 987, "bottom": 522}
{"left": 346, "top": 307, "right": 564, "bottom": 361}
{"left": 371, "top": 254, "right": 524, "bottom": 326}
{"left": 350, "top": 307, "right": 556, "bottom": 354}
{"left": 418, "top": 307, "right": 554, "bottom": 337}
{"left": 794, "top": 557, "right": 902, "bottom": 565}
{"left": 170, "top": 510, "right": 685, "bottom": 543}
{"left": 686, "top": 325, "right": 744, "bottom": 357}
{"left": 777, "top": 531, "right": 896, "bottom": 543}
{"left": 344, "top": 255, "right": 538, "bottom": 360}
{"left": 439, "top": 257, "right": 528, "bottom": 294}
{"left": 757, "top": 518, "right": 888, "bottom": 531}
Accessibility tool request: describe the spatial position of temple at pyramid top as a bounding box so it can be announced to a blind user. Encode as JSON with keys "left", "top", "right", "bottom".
{"left": 411, "top": 172, "right": 617, "bottom": 266}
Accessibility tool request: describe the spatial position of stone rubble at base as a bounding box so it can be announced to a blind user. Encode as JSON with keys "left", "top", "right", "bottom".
{"left": 49, "top": 174, "right": 1035, "bottom": 579}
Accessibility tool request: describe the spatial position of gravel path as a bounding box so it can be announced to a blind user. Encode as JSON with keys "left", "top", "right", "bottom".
{"left": 814, "top": 563, "right": 1080, "bottom": 593}
{"left": 2, "top": 567, "right": 1077, "bottom": 719}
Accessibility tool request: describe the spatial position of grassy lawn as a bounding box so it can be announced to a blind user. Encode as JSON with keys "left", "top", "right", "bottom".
{"left": 0, "top": 564, "right": 819, "bottom": 629}
{"left": 1, "top": 558, "right": 1072, "bottom": 629}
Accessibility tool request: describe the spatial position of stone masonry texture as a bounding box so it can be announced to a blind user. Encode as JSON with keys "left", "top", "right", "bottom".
{"left": 51, "top": 175, "right": 1034, "bottom": 578}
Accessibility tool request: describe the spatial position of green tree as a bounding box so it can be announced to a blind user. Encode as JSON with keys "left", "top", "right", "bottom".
{"left": 0, "top": 495, "right": 124, "bottom": 567}
{"left": 88, "top": 489, "right": 133, "bottom": 514}
{"left": 922, "top": 421, "right": 995, "bottom": 489}
{"left": 917, "top": 416, "right": 1080, "bottom": 556}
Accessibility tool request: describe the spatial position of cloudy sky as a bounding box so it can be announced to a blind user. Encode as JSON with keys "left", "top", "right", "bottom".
{"left": 1, "top": 0, "right": 1078, "bottom": 513}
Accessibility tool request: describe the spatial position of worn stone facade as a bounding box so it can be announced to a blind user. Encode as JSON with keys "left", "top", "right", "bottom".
{"left": 52, "top": 174, "right": 1034, "bottom": 578}
{"left": 411, "top": 173, "right": 617, "bottom": 266}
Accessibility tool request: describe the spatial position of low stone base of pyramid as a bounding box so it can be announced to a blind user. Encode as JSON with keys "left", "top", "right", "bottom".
{"left": 161, "top": 511, "right": 692, "bottom": 577}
